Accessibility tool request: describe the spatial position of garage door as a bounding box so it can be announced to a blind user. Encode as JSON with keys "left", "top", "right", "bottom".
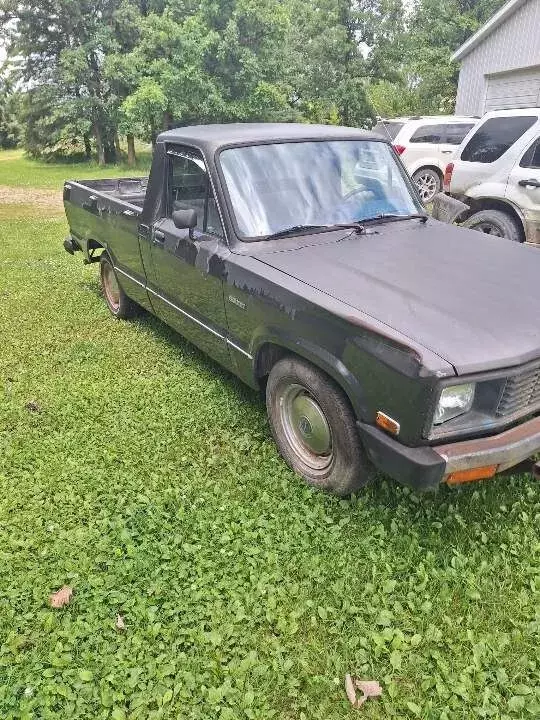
{"left": 485, "top": 67, "right": 540, "bottom": 112}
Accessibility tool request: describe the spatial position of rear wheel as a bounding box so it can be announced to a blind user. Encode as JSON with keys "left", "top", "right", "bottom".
{"left": 412, "top": 168, "right": 441, "bottom": 203}
{"left": 462, "top": 209, "right": 522, "bottom": 242}
{"left": 100, "top": 253, "right": 138, "bottom": 319}
{"left": 266, "top": 356, "right": 373, "bottom": 496}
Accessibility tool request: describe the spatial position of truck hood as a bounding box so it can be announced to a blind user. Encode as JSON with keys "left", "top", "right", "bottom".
{"left": 254, "top": 220, "right": 540, "bottom": 375}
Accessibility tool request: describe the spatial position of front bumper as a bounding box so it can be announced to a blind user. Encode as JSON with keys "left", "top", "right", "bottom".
{"left": 358, "top": 415, "right": 540, "bottom": 490}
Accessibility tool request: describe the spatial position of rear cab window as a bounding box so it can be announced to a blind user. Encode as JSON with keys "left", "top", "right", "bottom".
{"left": 372, "top": 121, "right": 404, "bottom": 141}
{"left": 409, "top": 124, "right": 445, "bottom": 144}
{"left": 461, "top": 116, "right": 537, "bottom": 163}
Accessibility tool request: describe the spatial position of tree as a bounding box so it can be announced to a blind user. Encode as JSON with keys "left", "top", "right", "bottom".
{"left": 0, "top": 0, "right": 164, "bottom": 163}
{"left": 392, "top": 0, "right": 507, "bottom": 115}
{"left": 0, "top": 76, "right": 22, "bottom": 149}
{"left": 285, "top": 0, "right": 385, "bottom": 127}
{"left": 199, "top": 0, "right": 297, "bottom": 122}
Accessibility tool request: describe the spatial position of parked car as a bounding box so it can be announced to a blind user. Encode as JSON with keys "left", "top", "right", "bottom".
{"left": 63, "top": 123, "right": 540, "bottom": 495}
{"left": 442, "top": 108, "right": 540, "bottom": 246}
{"left": 373, "top": 115, "right": 478, "bottom": 202}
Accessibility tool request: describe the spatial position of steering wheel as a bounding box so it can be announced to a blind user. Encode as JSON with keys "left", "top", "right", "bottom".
{"left": 343, "top": 177, "right": 386, "bottom": 203}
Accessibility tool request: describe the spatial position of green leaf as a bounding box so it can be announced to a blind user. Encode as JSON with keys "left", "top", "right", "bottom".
{"left": 508, "top": 696, "right": 526, "bottom": 711}
{"left": 406, "top": 701, "right": 422, "bottom": 716}
{"left": 207, "top": 685, "right": 224, "bottom": 705}
{"left": 78, "top": 670, "right": 93, "bottom": 682}
{"left": 390, "top": 649, "right": 402, "bottom": 670}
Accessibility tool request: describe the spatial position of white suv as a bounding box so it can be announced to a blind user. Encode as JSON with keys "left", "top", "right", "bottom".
{"left": 444, "top": 108, "right": 540, "bottom": 246}
{"left": 373, "top": 115, "right": 478, "bottom": 202}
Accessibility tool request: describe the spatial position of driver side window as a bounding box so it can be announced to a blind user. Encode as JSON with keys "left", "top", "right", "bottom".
{"left": 167, "top": 148, "right": 224, "bottom": 238}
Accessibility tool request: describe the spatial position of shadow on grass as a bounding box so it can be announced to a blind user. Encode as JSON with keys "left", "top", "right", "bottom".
{"left": 125, "top": 299, "right": 263, "bottom": 412}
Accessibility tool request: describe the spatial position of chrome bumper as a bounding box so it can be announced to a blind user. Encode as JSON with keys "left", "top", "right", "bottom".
{"left": 434, "top": 415, "right": 540, "bottom": 478}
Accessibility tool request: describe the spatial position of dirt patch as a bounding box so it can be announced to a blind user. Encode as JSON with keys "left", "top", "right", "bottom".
{"left": 0, "top": 185, "right": 64, "bottom": 212}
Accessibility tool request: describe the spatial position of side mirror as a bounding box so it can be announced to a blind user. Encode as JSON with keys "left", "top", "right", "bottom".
{"left": 172, "top": 209, "right": 197, "bottom": 239}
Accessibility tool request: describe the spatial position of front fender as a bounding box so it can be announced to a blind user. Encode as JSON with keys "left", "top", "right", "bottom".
{"left": 251, "top": 327, "right": 369, "bottom": 420}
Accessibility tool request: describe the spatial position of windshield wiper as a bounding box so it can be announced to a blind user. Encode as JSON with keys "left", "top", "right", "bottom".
{"left": 263, "top": 213, "right": 428, "bottom": 240}
{"left": 265, "top": 221, "right": 369, "bottom": 239}
{"left": 264, "top": 224, "right": 329, "bottom": 240}
{"left": 359, "top": 212, "right": 429, "bottom": 226}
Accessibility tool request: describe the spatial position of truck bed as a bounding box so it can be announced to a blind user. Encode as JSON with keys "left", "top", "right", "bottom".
{"left": 71, "top": 177, "right": 149, "bottom": 207}
{"left": 63, "top": 176, "right": 150, "bottom": 299}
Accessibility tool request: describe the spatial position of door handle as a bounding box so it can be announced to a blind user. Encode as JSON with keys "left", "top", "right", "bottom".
{"left": 518, "top": 178, "right": 540, "bottom": 188}
{"left": 441, "top": 150, "right": 453, "bottom": 154}
{"left": 153, "top": 230, "right": 166, "bottom": 244}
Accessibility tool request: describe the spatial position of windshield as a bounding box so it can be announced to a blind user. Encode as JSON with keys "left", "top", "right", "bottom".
{"left": 219, "top": 140, "right": 423, "bottom": 238}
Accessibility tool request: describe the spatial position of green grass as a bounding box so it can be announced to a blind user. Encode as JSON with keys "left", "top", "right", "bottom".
{"left": 0, "top": 149, "right": 151, "bottom": 190}
{"left": 0, "top": 167, "right": 539, "bottom": 719}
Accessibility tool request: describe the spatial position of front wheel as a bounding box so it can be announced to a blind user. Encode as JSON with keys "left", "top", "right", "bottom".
{"left": 266, "top": 356, "right": 374, "bottom": 496}
{"left": 461, "top": 209, "right": 522, "bottom": 242}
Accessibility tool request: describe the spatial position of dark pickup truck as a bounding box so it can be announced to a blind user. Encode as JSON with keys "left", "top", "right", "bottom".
{"left": 63, "top": 123, "right": 540, "bottom": 494}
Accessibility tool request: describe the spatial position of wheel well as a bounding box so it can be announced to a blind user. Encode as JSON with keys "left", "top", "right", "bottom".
{"left": 414, "top": 165, "right": 443, "bottom": 181}
{"left": 255, "top": 343, "right": 289, "bottom": 386}
{"left": 86, "top": 239, "right": 107, "bottom": 264}
{"left": 254, "top": 342, "right": 361, "bottom": 419}
{"left": 462, "top": 198, "right": 526, "bottom": 242}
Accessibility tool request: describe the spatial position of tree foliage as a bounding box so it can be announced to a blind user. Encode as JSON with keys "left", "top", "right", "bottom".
{"left": 0, "top": 76, "right": 22, "bottom": 149}
{"left": 368, "top": 0, "right": 508, "bottom": 117}
{"left": 0, "top": 0, "right": 507, "bottom": 162}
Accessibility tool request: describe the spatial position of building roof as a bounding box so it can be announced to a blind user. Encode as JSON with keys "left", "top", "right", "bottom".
{"left": 451, "top": 0, "right": 528, "bottom": 61}
{"left": 157, "top": 123, "right": 381, "bottom": 151}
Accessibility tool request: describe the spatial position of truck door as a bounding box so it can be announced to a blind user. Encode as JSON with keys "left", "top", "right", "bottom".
{"left": 506, "top": 135, "right": 540, "bottom": 246}
{"left": 145, "top": 146, "right": 232, "bottom": 368}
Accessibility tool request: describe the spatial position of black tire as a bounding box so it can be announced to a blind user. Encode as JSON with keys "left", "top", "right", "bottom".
{"left": 412, "top": 168, "right": 441, "bottom": 204}
{"left": 266, "top": 356, "right": 374, "bottom": 496}
{"left": 462, "top": 209, "right": 522, "bottom": 242}
{"left": 100, "top": 253, "right": 138, "bottom": 319}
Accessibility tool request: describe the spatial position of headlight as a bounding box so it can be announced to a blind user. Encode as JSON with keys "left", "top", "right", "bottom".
{"left": 433, "top": 383, "right": 475, "bottom": 425}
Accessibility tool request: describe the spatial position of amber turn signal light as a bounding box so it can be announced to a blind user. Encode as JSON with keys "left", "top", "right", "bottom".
{"left": 446, "top": 465, "right": 498, "bottom": 485}
{"left": 376, "top": 411, "right": 400, "bottom": 436}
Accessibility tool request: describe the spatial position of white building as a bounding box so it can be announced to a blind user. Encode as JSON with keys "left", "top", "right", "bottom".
{"left": 452, "top": 0, "right": 540, "bottom": 116}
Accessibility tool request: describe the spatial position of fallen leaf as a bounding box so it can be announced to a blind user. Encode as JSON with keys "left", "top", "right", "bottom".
{"left": 25, "top": 400, "right": 41, "bottom": 413}
{"left": 345, "top": 674, "right": 357, "bottom": 706}
{"left": 344, "top": 675, "right": 382, "bottom": 709}
{"left": 49, "top": 585, "right": 73, "bottom": 608}
{"left": 356, "top": 680, "right": 382, "bottom": 698}
{"left": 115, "top": 614, "right": 126, "bottom": 631}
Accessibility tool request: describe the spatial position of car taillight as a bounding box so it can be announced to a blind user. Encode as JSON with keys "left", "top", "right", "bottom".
{"left": 393, "top": 144, "right": 406, "bottom": 155}
{"left": 443, "top": 162, "right": 454, "bottom": 191}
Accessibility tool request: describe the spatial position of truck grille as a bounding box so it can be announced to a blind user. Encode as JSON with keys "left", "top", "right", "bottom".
{"left": 496, "top": 364, "right": 540, "bottom": 418}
